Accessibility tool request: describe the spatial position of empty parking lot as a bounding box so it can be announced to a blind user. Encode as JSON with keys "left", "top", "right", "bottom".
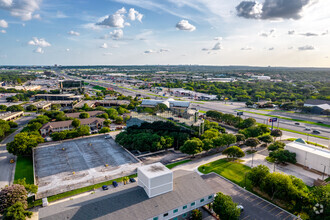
{"left": 202, "top": 173, "right": 296, "bottom": 220}
{"left": 34, "top": 135, "right": 141, "bottom": 199}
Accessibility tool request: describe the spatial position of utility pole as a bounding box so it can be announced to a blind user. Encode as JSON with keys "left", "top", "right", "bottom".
{"left": 251, "top": 153, "right": 254, "bottom": 167}
{"left": 321, "top": 164, "right": 326, "bottom": 180}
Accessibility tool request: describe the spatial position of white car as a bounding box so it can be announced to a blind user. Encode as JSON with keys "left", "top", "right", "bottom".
{"left": 305, "top": 127, "right": 311, "bottom": 131}
{"left": 237, "top": 205, "right": 244, "bottom": 212}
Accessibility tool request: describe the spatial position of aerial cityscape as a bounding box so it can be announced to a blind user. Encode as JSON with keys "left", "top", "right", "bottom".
{"left": 0, "top": 1, "right": 329, "bottom": 220}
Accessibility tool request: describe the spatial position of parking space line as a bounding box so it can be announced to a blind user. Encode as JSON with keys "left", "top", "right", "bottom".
{"left": 276, "top": 211, "right": 284, "bottom": 217}
{"left": 268, "top": 206, "right": 279, "bottom": 213}
{"left": 261, "top": 203, "right": 271, "bottom": 209}
{"left": 241, "top": 215, "right": 250, "bottom": 220}
{"left": 283, "top": 214, "right": 293, "bottom": 220}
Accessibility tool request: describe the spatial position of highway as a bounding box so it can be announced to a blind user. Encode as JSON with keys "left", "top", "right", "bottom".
{"left": 59, "top": 73, "right": 330, "bottom": 147}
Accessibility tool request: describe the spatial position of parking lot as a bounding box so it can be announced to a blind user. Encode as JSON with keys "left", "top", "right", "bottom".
{"left": 201, "top": 173, "right": 296, "bottom": 220}
{"left": 34, "top": 135, "right": 142, "bottom": 199}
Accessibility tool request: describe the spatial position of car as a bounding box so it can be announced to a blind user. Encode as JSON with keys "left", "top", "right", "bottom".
{"left": 167, "top": 117, "right": 174, "bottom": 120}
{"left": 105, "top": 134, "right": 111, "bottom": 139}
{"left": 129, "top": 177, "right": 136, "bottom": 183}
{"left": 112, "top": 181, "right": 118, "bottom": 188}
{"left": 237, "top": 205, "right": 244, "bottom": 212}
{"left": 294, "top": 122, "right": 300, "bottom": 125}
{"left": 317, "top": 121, "right": 324, "bottom": 124}
{"left": 102, "top": 185, "right": 108, "bottom": 190}
{"left": 305, "top": 127, "right": 311, "bottom": 131}
{"left": 312, "top": 130, "right": 321, "bottom": 134}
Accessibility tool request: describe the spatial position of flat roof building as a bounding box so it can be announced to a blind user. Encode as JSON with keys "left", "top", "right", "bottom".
{"left": 0, "top": 111, "right": 24, "bottom": 121}
{"left": 39, "top": 169, "right": 215, "bottom": 220}
{"left": 285, "top": 139, "right": 330, "bottom": 175}
{"left": 35, "top": 94, "right": 83, "bottom": 101}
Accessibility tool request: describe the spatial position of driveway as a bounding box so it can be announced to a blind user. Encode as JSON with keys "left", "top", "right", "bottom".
{"left": 202, "top": 173, "right": 296, "bottom": 220}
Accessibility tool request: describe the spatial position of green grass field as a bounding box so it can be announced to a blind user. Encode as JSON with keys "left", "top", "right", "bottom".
{"left": 14, "top": 156, "right": 34, "bottom": 184}
{"left": 166, "top": 160, "right": 192, "bottom": 169}
{"left": 198, "top": 159, "right": 252, "bottom": 189}
{"left": 92, "top": 85, "right": 106, "bottom": 91}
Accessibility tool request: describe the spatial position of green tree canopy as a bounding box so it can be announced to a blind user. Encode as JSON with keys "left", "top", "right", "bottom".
{"left": 222, "top": 146, "right": 245, "bottom": 159}
{"left": 213, "top": 192, "right": 241, "bottom": 220}
{"left": 180, "top": 138, "right": 203, "bottom": 156}
{"left": 7, "top": 132, "right": 44, "bottom": 156}
{"left": 2, "top": 202, "right": 32, "bottom": 220}
{"left": 0, "top": 184, "right": 28, "bottom": 214}
{"left": 248, "top": 165, "right": 270, "bottom": 187}
{"left": 79, "top": 112, "right": 90, "bottom": 119}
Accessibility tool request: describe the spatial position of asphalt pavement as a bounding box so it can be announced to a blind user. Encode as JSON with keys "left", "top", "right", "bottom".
{"left": 202, "top": 173, "right": 296, "bottom": 220}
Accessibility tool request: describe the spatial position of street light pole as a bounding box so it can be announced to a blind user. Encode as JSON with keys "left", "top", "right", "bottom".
{"left": 321, "top": 164, "right": 326, "bottom": 180}
{"left": 251, "top": 153, "right": 254, "bottom": 168}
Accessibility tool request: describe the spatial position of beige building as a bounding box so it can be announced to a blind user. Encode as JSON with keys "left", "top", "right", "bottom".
{"left": 0, "top": 111, "right": 24, "bottom": 121}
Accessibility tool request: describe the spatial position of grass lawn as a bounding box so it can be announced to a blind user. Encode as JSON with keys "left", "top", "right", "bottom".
{"left": 166, "top": 159, "right": 192, "bottom": 169}
{"left": 198, "top": 158, "right": 252, "bottom": 189}
{"left": 14, "top": 156, "right": 34, "bottom": 184}
{"left": 199, "top": 110, "right": 207, "bottom": 114}
{"left": 92, "top": 85, "right": 106, "bottom": 91}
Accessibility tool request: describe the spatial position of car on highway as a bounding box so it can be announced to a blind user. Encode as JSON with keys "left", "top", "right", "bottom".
{"left": 294, "top": 122, "right": 300, "bottom": 125}
{"left": 305, "top": 127, "right": 311, "bottom": 131}
{"left": 102, "top": 185, "right": 108, "bottom": 190}
{"left": 317, "top": 121, "right": 324, "bottom": 124}
{"left": 129, "top": 178, "right": 136, "bottom": 183}
{"left": 312, "top": 130, "right": 321, "bottom": 134}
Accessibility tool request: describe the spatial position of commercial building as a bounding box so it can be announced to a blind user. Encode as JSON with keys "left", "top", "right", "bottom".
{"left": 40, "top": 118, "right": 104, "bottom": 136}
{"left": 0, "top": 111, "right": 24, "bottom": 121}
{"left": 250, "top": 75, "right": 271, "bottom": 81}
{"left": 34, "top": 94, "right": 83, "bottom": 101}
{"left": 39, "top": 163, "right": 215, "bottom": 220}
{"left": 285, "top": 139, "right": 330, "bottom": 175}
{"left": 33, "top": 101, "right": 52, "bottom": 110}
{"left": 304, "top": 99, "right": 330, "bottom": 114}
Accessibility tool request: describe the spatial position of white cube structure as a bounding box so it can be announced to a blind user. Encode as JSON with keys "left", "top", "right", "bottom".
{"left": 138, "top": 162, "right": 173, "bottom": 198}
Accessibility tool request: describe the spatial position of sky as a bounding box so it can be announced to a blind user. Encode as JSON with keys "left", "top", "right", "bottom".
{"left": 0, "top": 0, "right": 329, "bottom": 67}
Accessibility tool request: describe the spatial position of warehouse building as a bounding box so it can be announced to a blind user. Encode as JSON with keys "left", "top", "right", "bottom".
{"left": 285, "top": 139, "right": 330, "bottom": 175}
{"left": 34, "top": 94, "right": 83, "bottom": 101}
{"left": 0, "top": 111, "right": 24, "bottom": 121}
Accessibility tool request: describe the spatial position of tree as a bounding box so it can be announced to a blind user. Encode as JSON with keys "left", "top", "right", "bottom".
{"left": 180, "top": 138, "right": 203, "bottom": 156}
{"left": 202, "top": 139, "right": 213, "bottom": 152}
{"left": 244, "top": 138, "right": 260, "bottom": 149}
{"left": 71, "top": 118, "right": 80, "bottom": 128}
{"left": 103, "top": 119, "right": 111, "bottom": 127}
{"left": 155, "top": 103, "right": 168, "bottom": 113}
{"left": 261, "top": 172, "right": 295, "bottom": 201}
{"left": 248, "top": 165, "right": 270, "bottom": 187}
{"left": 7, "top": 105, "right": 24, "bottom": 112}
{"left": 305, "top": 185, "right": 330, "bottom": 220}
{"left": 26, "top": 122, "right": 42, "bottom": 132}
{"left": 235, "top": 134, "right": 245, "bottom": 145}
{"left": 258, "top": 135, "right": 273, "bottom": 146}
{"left": 79, "top": 112, "right": 90, "bottom": 119}
{"left": 0, "top": 120, "right": 11, "bottom": 138}
{"left": 0, "top": 184, "right": 28, "bottom": 214}
{"left": 191, "top": 209, "right": 202, "bottom": 220}
{"left": 25, "top": 105, "right": 37, "bottom": 111}
{"left": 269, "top": 149, "right": 296, "bottom": 164}
{"left": 99, "top": 127, "right": 110, "bottom": 133}
{"left": 2, "top": 202, "right": 32, "bottom": 220}
{"left": 0, "top": 104, "right": 7, "bottom": 111}
{"left": 222, "top": 146, "right": 245, "bottom": 159}
{"left": 7, "top": 132, "right": 44, "bottom": 156}
{"left": 13, "top": 178, "right": 38, "bottom": 194}
{"left": 160, "top": 136, "right": 174, "bottom": 150}
{"left": 270, "top": 129, "right": 282, "bottom": 141}
{"left": 201, "top": 128, "right": 219, "bottom": 140}
{"left": 106, "top": 108, "right": 118, "bottom": 119}
{"left": 51, "top": 104, "right": 61, "bottom": 111}
{"left": 212, "top": 192, "right": 241, "bottom": 220}
{"left": 267, "top": 141, "right": 285, "bottom": 151}
{"left": 77, "top": 125, "right": 90, "bottom": 136}
{"left": 240, "top": 118, "right": 256, "bottom": 129}
{"left": 222, "top": 133, "right": 237, "bottom": 148}
{"left": 115, "top": 116, "right": 123, "bottom": 124}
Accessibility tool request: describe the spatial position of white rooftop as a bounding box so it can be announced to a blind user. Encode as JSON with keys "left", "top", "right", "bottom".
{"left": 286, "top": 140, "right": 330, "bottom": 158}
{"left": 138, "top": 162, "right": 172, "bottom": 178}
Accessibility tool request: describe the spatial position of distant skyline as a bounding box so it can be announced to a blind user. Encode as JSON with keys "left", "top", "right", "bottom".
{"left": 0, "top": 0, "right": 329, "bottom": 67}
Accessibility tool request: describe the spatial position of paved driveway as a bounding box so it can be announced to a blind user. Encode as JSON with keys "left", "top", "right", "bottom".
{"left": 201, "top": 173, "right": 296, "bottom": 220}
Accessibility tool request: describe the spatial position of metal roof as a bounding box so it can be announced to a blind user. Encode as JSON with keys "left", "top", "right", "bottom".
{"left": 286, "top": 141, "right": 330, "bottom": 158}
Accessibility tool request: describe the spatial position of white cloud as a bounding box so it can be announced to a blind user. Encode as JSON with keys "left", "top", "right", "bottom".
{"left": 268, "top": 47, "right": 274, "bottom": 51}
{"left": 33, "top": 13, "right": 41, "bottom": 19}
{"left": 0, "top": 0, "right": 42, "bottom": 21}
{"left": 100, "top": 43, "right": 108, "bottom": 49}
{"left": 33, "top": 47, "right": 44, "bottom": 54}
{"left": 214, "top": 37, "right": 222, "bottom": 41}
{"left": 300, "top": 32, "right": 318, "bottom": 37}
{"left": 212, "top": 42, "right": 222, "bottom": 50}
{"left": 128, "top": 8, "right": 143, "bottom": 22}
{"left": 68, "top": 30, "right": 80, "bottom": 36}
{"left": 97, "top": 7, "right": 127, "bottom": 28}
{"left": 0, "top": 19, "right": 8, "bottom": 28}
{"left": 103, "top": 52, "right": 113, "bottom": 56}
{"left": 288, "top": 30, "right": 295, "bottom": 35}
{"left": 176, "top": 20, "right": 196, "bottom": 32}
{"left": 144, "top": 49, "right": 155, "bottom": 54}
{"left": 28, "top": 37, "right": 51, "bottom": 47}
{"left": 110, "top": 29, "right": 123, "bottom": 39}
{"left": 0, "top": 29, "right": 6, "bottom": 33}
{"left": 66, "top": 48, "right": 70, "bottom": 52}
{"left": 159, "top": 48, "right": 170, "bottom": 53}
{"left": 259, "top": 29, "right": 275, "bottom": 37}
{"left": 298, "top": 45, "right": 314, "bottom": 51}
{"left": 241, "top": 47, "right": 252, "bottom": 50}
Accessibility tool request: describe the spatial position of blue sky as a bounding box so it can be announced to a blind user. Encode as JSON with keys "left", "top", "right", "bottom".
{"left": 0, "top": 0, "right": 329, "bottom": 67}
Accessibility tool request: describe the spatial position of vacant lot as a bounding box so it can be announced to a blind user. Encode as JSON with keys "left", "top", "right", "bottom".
{"left": 34, "top": 135, "right": 141, "bottom": 199}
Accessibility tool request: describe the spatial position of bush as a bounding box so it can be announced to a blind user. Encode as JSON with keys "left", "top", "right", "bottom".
{"left": 2, "top": 202, "right": 32, "bottom": 220}
{"left": 267, "top": 141, "right": 285, "bottom": 151}
{"left": 248, "top": 165, "right": 270, "bottom": 187}
{"left": 99, "top": 127, "right": 110, "bottom": 133}
{"left": 79, "top": 112, "right": 90, "bottom": 119}
{"left": 269, "top": 149, "right": 296, "bottom": 164}
{"left": 213, "top": 192, "right": 240, "bottom": 220}
{"left": 223, "top": 146, "right": 245, "bottom": 159}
